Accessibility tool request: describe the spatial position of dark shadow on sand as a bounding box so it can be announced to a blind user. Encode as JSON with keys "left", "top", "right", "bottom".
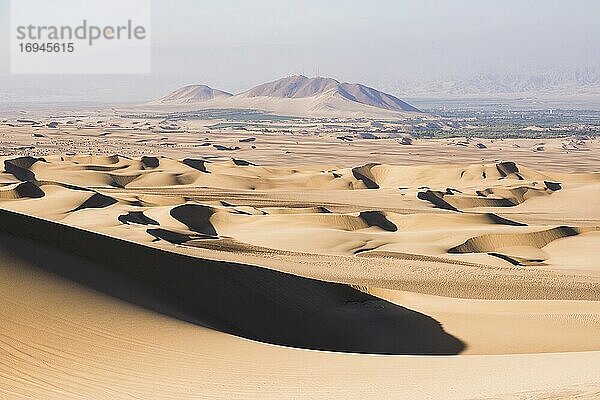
{"left": 0, "top": 209, "right": 465, "bottom": 355}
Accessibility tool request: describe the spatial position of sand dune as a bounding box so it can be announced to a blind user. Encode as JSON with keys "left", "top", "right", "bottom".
{"left": 448, "top": 225, "right": 598, "bottom": 265}
{"left": 1, "top": 153, "right": 599, "bottom": 398}
{"left": 0, "top": 181, "right": 44, "bottom": 199}
{"left": 2, "top": 236, "right": 598, "bottom": 399}
{"left": 2, "top": 156, "right": 599, "bottom": 284}
{"left": 0, "top": 208, "right": 464, "bottom": 355}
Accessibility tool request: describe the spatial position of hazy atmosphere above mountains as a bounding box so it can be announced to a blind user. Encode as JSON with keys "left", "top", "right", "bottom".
{"left": 1, "top": 0, "right": 600, "bottom": 103}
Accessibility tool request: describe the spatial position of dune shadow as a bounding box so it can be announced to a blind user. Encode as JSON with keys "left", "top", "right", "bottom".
{"left": 170, "top": 204, "right": 218, "bottom": 236}
{"left": 182, "top": 158, "right": 210, "bottom": 173}
{"left": 351, "top": 164, "right": 380, "bottom": 189}
{"left": 4, "top": 156, "right": 44, "bottom": 181}
{"left": 0, "top": 209, "right": 465, "bottom": 355}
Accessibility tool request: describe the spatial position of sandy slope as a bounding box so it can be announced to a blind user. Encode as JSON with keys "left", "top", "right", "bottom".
{"left": 1, "top": 234, "right": 599, "bottom": 399}
{"left": 1, "top": 153, "right": 599, "bottom": 398}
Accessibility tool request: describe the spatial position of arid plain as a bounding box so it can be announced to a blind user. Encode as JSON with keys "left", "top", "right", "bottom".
{"left": 0, "top": 107, "right": 599, "bottom": 399}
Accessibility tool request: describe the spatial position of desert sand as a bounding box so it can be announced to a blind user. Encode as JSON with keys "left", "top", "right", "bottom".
{"left": 0, "top": 110, "right": 599, "bottom": 399}
{"left": 1, "top": 112, "right": 598, "bottom": 172}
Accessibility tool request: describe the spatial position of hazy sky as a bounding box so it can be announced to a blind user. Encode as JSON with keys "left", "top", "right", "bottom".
{"left": 1, "top": 0, "right": 599, "bottom": 102}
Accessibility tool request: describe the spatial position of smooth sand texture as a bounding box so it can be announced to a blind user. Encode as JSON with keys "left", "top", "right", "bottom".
{"left": 0, "top": 122, "right": 599, "bottom": 398}
{"left": 1, "top": 235, "right": 600, "bottom": 399}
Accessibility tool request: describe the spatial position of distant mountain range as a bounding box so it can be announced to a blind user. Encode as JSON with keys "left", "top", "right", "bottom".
{"left": 4, "top": 70, "right": 599, "bottom": 107}
{"left": 385, "top": 70, "right": 600, "bottom": 98}
{"left": 152, "top": 75, "right": 422, "bottom": 118}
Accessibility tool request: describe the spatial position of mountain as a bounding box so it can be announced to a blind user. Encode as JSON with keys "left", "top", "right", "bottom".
{"left": 151, "top": 76, "right": 422, "bottom": 118}
{"left": 385, "top": 69, "right": 600, "bottom": 98}
{"left": 237, "top": 75, "right": 420, "bottom": 113}
{"left": 242, "top": 76, "right": 340, "bottom": 98}
{"left": 157, "top": 85, "right": 233, "bottom": 104}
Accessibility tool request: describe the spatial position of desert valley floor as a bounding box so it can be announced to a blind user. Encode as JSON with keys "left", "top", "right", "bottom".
{"left": 0, "top": 113, "right": 599, "bottom": 399}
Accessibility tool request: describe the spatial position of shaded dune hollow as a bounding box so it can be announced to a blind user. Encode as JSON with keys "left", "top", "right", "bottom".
{"left": 448, "top": 226, "right": 600, "bottom": 265}
{"left": 449, "top": 226, "right": 590, "bottom": 254}
{"left": 0, "top": 181, "right": 45, "bottom": 199}
{"left": 0, "top": 209, "right": 465, "bottom": 355}
{"left": 417, "top": 183, "right": 560, "bottom": 211}
{"left": 348, "top": 161, "right": 562, "bottom": 212}
{"left": 3, "top": 156, "right": 45, "bottom": 181}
